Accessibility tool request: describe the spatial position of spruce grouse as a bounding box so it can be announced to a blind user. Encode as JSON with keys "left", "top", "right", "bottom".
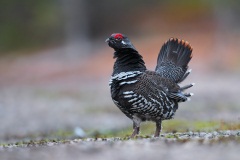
{"left": 106, "top": 33, "right": 194, "bottom": 138}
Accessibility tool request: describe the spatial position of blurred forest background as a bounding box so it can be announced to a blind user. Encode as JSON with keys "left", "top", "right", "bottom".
{"left": 0, "top": 0, "right": 240, "bottom": 141}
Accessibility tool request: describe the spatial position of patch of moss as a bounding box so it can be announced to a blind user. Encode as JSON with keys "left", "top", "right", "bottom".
{"left": 163, "top": 120, "right": 240, "bottom": 133}
{"left": 165, "top": 134, "right": 177, "bottom": 139}
{"left": 96, "top": 120, "right": 240, "bottom": 138}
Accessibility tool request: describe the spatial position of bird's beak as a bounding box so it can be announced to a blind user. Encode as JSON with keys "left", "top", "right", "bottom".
{"left": 105, "top": 38, "right": 109, "bottom": 43}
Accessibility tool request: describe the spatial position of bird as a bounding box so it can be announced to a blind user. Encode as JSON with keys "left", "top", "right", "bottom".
{"left": 106, "top": 33, "right": 194, "bottom": 138}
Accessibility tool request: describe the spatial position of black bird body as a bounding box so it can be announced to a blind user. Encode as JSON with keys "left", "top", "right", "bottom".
{"left": 106, "top": 33, "right": 194, "bottom": 137}
{"left": 110, "top": 70, "right": 179, "bottom": 120}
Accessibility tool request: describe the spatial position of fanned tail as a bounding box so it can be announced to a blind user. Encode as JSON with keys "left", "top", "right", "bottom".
{"left": 155, "top": 38, "right": 193, "bottom": 83}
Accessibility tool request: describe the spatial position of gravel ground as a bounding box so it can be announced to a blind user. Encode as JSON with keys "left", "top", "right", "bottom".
{"left": 1, "top": 131, "right": 240, "bottom": 160}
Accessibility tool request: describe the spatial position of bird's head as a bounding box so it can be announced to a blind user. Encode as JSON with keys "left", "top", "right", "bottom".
{"left": 105, "top": 33, "right": 136, "bottom": 51}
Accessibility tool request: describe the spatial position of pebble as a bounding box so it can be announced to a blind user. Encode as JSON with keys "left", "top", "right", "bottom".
{"left": 179, "top": 135, "right": 189, "bottom": 139}
{"left": 74, "top": 127, "right": 86, "bottom": 138}
{"left": 188, "top": 131, "right": 193, "bottom": 136}
{"left": 237, "top": 131, "right": 240, "bottom": 136}
{"left": 212, "top": 131, "right": 218, "bottom": 136}
{"left": 205, "top": 133, "right": 213, "bottom": 139}
{"left": 199, "top": 132, "right": 207, "bottom": 137}
{"left": 224, "top": 130, "right": 231, "bottom": 135}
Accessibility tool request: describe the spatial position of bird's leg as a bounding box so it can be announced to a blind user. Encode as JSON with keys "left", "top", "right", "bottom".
{"left": 154, "top": 121, "right": 162, "bottom": 137}
{"left": 130, "top": 122, "right": 140, "bottom": 138}
{"left": 130, "top": 116, "right": 141, "bottom": 138}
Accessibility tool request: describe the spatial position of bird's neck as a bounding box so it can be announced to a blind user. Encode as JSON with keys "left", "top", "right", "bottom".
{"left": 112, "top": 49, "right": 147, "bottom": 76}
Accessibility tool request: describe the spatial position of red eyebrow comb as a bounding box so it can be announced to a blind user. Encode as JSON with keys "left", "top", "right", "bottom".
{"left": 112, "top": 33, "right": 123, "bottom": 39}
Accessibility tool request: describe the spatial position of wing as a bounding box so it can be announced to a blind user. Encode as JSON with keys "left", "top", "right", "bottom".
{"left": 121, "top": 72, "right": 180, "bottom": 118}
{"left": 145, "top": 71, "right": 189, "bottom": 102}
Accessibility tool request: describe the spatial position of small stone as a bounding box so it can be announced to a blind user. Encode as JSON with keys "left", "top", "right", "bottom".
{"left": 212, "top": 131, "right": 218, "bottom": 136}
{"left": 231, "top": 131, "right": 238, "bottom": 136}
{"left": 113, "top": 137, "right": 121, "bottom": 141}
{"left": 199, "top": 132, "right": 206, "bottom": 137}
{"left": 179, "top": 135, "right": 189, "bottom": 139}
{"left": 86, "top": 138, "right": 93, "bottom": 141}
{"left": 237, "top": 131, "right": 240, "bottom": 136}
{"left": 74, "top": 127, "right": 86, "bottom": 138}
{"left": 226, "top": 130, "right": 232, "bottom": 135}
{"left": 188, "top": 131, "right": 193, "bottom": 136}
{"left": 205, "top": 133, "right": 213, "bottom": 139}
{"left": 47, "top": 142, "right": 55, "bottom": 146}
{"left": 96, "top": 138, "right": 102, "bottom": 141}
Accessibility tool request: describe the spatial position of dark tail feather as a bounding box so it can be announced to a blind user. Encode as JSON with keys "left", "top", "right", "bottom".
{"left": 155, "top": 38, "right": 193, "bottom": 83}
{"left": 180, "top": 83, "right": 195, "bottom": 91}
{"left": 178, "top": 69, "right": 191, "bottom": 83}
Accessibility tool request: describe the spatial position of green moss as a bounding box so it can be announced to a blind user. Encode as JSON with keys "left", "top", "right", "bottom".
{"left": 163, "top": 120, "right": 240, "bottom": 133}
{"left": 165, "top": 134, "right": 177, "bottom": 139}
{"left": 97, "top": 120, "right": 240, "bottom": 138}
